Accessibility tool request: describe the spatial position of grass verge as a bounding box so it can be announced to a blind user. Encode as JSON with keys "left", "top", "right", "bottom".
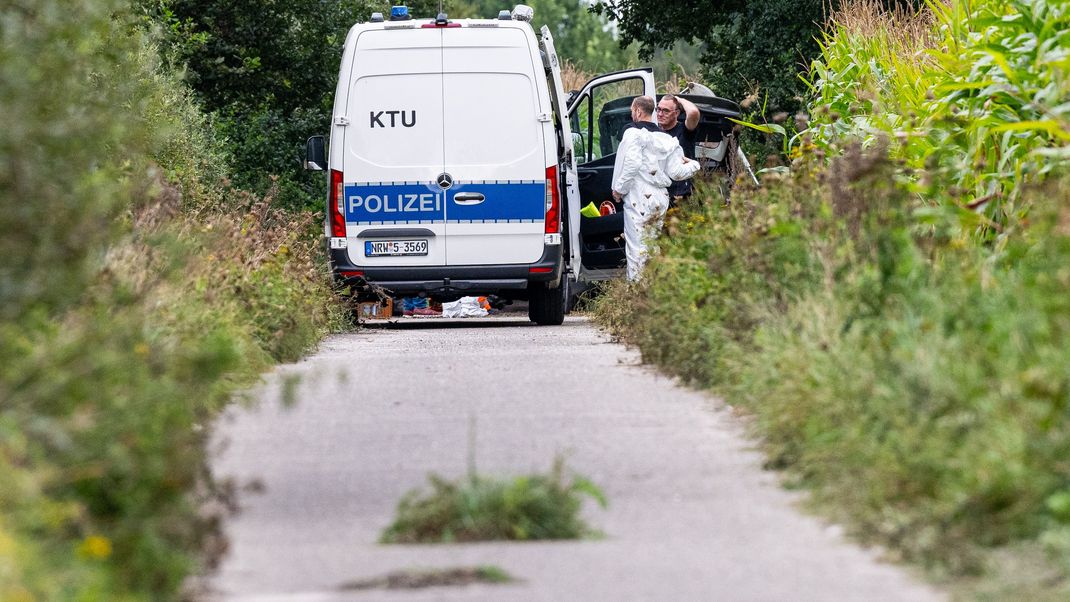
{"left": 594, "top": 152, "right": 1070, "bottom": 599}
{"left": 0, "top": 2, "right": 348, "bottom": 598}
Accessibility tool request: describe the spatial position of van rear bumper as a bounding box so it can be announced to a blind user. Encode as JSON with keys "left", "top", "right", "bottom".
{"left": 328, "top": 245, "right": 561, "bottom": 295}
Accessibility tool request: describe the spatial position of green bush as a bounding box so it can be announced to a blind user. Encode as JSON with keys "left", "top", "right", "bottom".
{"left": 598, "top": 161, "right": 834, "bottom": 386}
{"left": 595, "top": 1, "right": 1070, "bottom": 596}
{"left": 1, "top": 183, "right": 345, "bottom": 598}
{"left": 144, "top": 0, "right": 382, "bottom": 210}
{"left": 214, "top": 105, "right": 328, "bottom": 211}
{"left": 731, "top": 194, "right": 1070, "bottom": 563}
{"left": 1, "top": 0, "right": 154, "bottom": 323}
{"left": 596, "top": 149, "right": 1070, "bottom": 596}
{"left": 592, "top": 0, "right": 826, "bottom": 114}
{"left": 1, "top": 1, "right": 346, "bottom": 598}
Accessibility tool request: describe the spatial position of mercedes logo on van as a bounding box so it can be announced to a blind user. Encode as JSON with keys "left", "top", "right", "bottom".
{"left": 436, "top": 172, "right": 453, "bottom": 190}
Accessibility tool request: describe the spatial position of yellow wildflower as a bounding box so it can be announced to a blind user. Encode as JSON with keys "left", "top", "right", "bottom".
{"left": 77, "top": 535, "right": 112, "bottom": 560}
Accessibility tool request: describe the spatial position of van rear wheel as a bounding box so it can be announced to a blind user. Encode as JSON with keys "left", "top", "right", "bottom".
{"left": 528, "top": 277, "right": 566, "bottom": 326}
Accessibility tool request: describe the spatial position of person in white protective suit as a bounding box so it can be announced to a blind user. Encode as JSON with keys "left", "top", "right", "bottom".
{"left": 611, "top": 96, "right": 700, "bottom": 281}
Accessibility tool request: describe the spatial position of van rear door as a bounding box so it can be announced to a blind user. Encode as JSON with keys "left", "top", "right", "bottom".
{"left": 538, "top": 25, "right": 579, "bottom": 277}
{"left": 441, "top": 27, "right": 548, "bottom": 266}
{"left": 343, "top": 28, "right": 446, "bottom": 267}
{"left": 564, "top": 69, "right": 656, "bottom": 277}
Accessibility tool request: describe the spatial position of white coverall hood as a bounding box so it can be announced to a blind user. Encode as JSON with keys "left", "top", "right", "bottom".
{"left": 611, "top": 124, "right": 700, "bottom": 280}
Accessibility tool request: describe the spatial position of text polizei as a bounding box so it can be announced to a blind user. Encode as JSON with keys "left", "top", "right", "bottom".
{"left": 348, "top": 192, "right": 441, "bottom": 214}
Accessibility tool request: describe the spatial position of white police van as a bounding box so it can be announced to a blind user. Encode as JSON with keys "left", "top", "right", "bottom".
{"left": 305, "top": 4, "right": 657, "bottom": 324}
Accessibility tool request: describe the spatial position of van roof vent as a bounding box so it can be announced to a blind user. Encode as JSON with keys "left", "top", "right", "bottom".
{"left": 498, "top": 10, "right": 512, "bottom": 19}
{"left": 370, "top": 12, "right": 384, "bottom": 22}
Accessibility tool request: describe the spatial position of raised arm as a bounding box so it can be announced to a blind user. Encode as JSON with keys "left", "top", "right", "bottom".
{"left": 677, "top": 96, "right": 700, "bottom": 131}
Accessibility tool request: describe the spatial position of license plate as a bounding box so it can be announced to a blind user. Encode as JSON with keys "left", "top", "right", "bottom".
{"left": 364, "top": 239, "right": 428, "bottom": 257}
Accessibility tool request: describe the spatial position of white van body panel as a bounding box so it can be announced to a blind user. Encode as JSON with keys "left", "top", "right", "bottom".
{"left": 341, "top": 28, "right": 446, "bottom": 266}
{"left": 440, "top": 26, "right": 550, "bottom": 266}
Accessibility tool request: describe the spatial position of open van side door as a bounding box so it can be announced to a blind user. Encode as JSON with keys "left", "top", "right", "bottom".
{"left": 538, "top": 26, "right": 579, "bottom": 282}
{"left": 564, "top": 69, "right": 656, "bottom": 281}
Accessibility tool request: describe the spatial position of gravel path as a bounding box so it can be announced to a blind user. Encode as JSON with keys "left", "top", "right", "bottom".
{"left": 206, "top": 316, "right": 943, "bottom": 601}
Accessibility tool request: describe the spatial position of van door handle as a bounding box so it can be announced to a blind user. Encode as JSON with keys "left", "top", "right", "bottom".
{"left": 453, "top": 192, "right": 486, "bottom": 205}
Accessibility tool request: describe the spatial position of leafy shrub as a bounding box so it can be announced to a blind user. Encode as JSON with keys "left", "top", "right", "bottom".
{"left": 597, "top": 159, "right": 835, "bottom": 386}
{"left": 596, "top": 144, "right": 1070, "bottom": 596}
{"left": 596, "top": 1, "right": 1070, "bottom": 596}
{"left": 0, "top": 0, "right": 155, "bottom": 323}
{"left": 214, "top": 105, "right": 328, "bottom": 211}
{"left": 144, "top": 0, "right": 382, "bottom": 210}
{"left": 593, "top": 0, "right": 823, "bottom": 114}
{"left": 1, "top": 1, "right": 346, "bottom": 598}
{"left": 1, "top": 179, "right": 344, "bottom": 598}
{"left": 381, "top": 459, "right": 607, "bottom": 543}
{"left": 729, "top": 181, "right": 1070, "bottom": 574}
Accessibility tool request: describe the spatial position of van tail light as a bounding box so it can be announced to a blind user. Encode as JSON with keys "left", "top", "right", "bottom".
{"left": 329, "top": 169, "right": 346, "bottom": 237}
{"left": 544, "top": 165, "right": 559, "bottom": 234}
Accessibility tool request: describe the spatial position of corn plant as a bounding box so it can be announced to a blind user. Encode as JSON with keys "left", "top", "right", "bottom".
{"left": 805, "top": 0, "right": 1070, "bottom": 235}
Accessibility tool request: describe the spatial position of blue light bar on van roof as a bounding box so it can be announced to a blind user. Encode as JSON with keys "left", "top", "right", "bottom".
{"left": 390, "top": 5, "right": 410, "bottom": 21}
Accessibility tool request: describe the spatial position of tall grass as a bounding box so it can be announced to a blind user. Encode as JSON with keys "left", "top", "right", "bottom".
{"left": 597, "top": 151, "right": 1070, "bottom": 597}
{"left": 595, "top": 2, "right": 1070, "bottom": 597}
{"left": 807, "top": 0, "right": 1070, "bottom": 232}
{"left": 560, "top": 60, "right": 594, "bottom": 93}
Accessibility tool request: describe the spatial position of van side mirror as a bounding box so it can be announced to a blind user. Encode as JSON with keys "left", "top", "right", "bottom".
{"left": 571, "top": 132, "right": 585, "bottom": 161}
{"left": 304, "top": 135, "right": 326, "bottom": 171}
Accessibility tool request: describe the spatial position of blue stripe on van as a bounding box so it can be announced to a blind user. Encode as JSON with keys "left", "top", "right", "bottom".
{"left": 343, "top": 180, "right": 546, "bottom": 225}
{"left": 343, "top": 182, "right": 443, "bottom": 224}
{"left": 446, "top": 181, "right": 545, "bottom": 223}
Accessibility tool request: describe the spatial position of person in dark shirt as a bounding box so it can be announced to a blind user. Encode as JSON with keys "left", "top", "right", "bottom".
{"left": 656, "top": 93, "right": 700, "bottom": 205}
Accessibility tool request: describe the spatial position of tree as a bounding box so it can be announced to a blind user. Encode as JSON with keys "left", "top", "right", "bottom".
{"left": 452, "top": 0, "right": 636, "bottom": 72}
{"left": 592, "top": 0, "right": 830, "bottom": 113}
{"left": 144, "top": 0, "right": 384, "bottom": 209}
{"left": 593, "top": 0, "right": 921, "bottom": 114}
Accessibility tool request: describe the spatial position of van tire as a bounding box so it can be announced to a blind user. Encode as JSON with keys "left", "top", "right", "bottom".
{"left": 528, "top": 277, "right": 566, "bottom": 326}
